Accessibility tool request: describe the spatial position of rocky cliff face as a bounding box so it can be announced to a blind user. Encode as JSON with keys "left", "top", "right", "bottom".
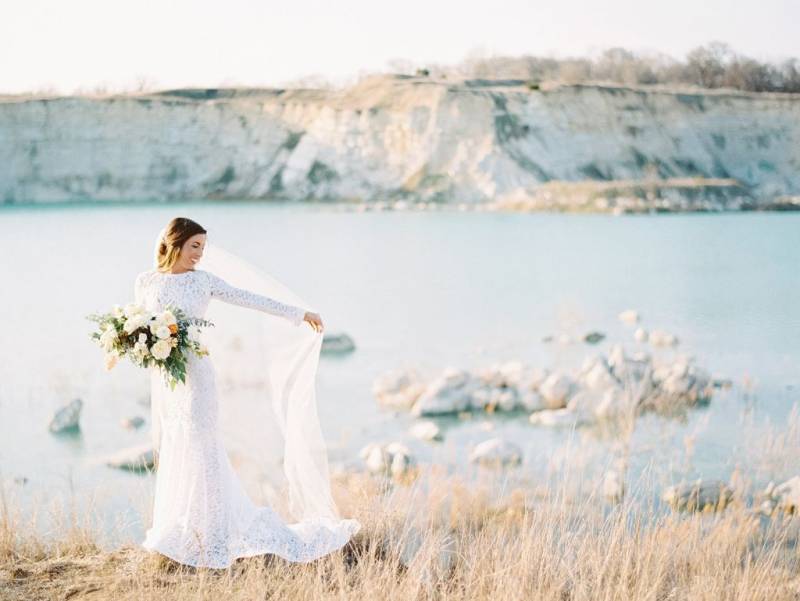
{"left": 1, "top": 75, "right": 798, "bottom": 208}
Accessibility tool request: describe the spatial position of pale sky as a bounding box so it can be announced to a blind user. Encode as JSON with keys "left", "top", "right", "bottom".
{"left": 1, "top": 0, "right": 797, "bottom": 94}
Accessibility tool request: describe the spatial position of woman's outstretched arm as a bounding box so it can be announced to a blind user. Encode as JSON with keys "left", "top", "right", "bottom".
{"left": 205, "top": 271, "right": 307, "bottom": 326}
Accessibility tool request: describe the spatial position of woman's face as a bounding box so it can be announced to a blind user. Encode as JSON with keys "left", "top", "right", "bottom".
{"left": 178, "top": 233, "right": 206, "bottom": 270}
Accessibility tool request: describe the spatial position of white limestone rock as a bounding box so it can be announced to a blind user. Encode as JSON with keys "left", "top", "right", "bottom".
{"left": 580, "top": 357, "right": 618, "bottom": 391}
{"left": 411, "top": 368, "right": 478, "bottom": 416}
{"left": 649, "top": 329, "right": 679, "bottom": 347}
{"left": 529, "top": 407, "right": 591, "bottom": 427}
{"left": 538, "top": 372, "right": 574, "bottom": 409}
{"left": 648, "top": 357, "right": 713, "bottom": 409}
{"left": 468, "top": 386, "right": 492, "bottom": 411}
{"left": 662, "top": 480, "right": 733, "bottom": 512}
{"left": 603, "top": 469, "right": 625, "bottom": 503}
{"left": 771, "top": 476, "right": 800, "bottom": 513}
{"left": 593, "top": 388, "right": 637, "bottom": 419}
{"left": 360, "top": 443, "right": 389, "bottom": 474}
{"left": 519, "top": 390, "right": 546, "bottom": 412}
{"left": 360, "top": 441, "right": 416, "bottom": 477}
{"left": 409, "top": 420, "right": 443, "bottom": 442}
{"left": 565, "top": 390, "right": 604, "bottom": 414}
{"left": 517, "top": 366, "right": 549, "bottom": 392}
{"left": 608, "top": 349, "right": 655, "bottom": 399}
{"left": 490, "top": 388, "right": 518, "bottom": 412}
{"left": 495, "top": 360, "right": 525, "bottom": 387}
{"left": 372, "top": 369, "right": 425, "bottom": 410}
{"left": 556, "top": 333, "right": 578, "bottom": 345}
{"left": 468, "top": 438, "right": 522, "bottom": 467}
{"left": 390, "top": 451, "right": 414, "bottom": 477}
{"left": 607, "top": 344, "right": 627, "bottom": 372}
{"left": 105, "top": 443, "right": 156, "bottom": 472}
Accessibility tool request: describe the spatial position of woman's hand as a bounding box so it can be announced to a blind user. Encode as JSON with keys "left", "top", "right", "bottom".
{"left": 303, "top": 311, "right": 324, "bottom": 333}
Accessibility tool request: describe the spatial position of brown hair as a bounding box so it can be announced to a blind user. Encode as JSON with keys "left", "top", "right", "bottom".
{"left": 156, "top": 217, "right": 207, "bottom": 272}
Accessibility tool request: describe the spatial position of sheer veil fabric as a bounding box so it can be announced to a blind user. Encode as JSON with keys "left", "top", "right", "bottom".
{"left": 149, "top": 229, "right": 360, "bottom": 535}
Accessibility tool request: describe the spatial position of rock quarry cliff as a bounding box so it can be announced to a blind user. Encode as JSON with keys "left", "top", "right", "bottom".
{"left": 1, "top": 74, "right": 798, "bottom": 211}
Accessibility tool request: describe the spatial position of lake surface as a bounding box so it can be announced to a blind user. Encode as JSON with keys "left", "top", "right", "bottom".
{"left": 0, "top": 202, "right": 798, "bottom": 543}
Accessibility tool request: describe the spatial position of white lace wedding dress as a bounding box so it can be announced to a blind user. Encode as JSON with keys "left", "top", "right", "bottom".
{"left": 134, "top": 268, "right": 360, "bottom": 569}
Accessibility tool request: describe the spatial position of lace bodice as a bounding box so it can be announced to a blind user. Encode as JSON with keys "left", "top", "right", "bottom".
{"left": 134, "top": 269, "right": 306, "bottom": 326}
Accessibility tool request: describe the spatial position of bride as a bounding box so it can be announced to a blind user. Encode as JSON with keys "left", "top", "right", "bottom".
{"left": 134, "top": 216, "right": 361, "bottom": 569}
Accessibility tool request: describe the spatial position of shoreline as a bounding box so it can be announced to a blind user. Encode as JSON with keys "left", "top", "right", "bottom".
{"left": 2, "top": 196, "right": 799, "bottom": 214}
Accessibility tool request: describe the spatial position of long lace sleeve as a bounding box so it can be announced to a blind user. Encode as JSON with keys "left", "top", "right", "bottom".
{"left": 205, "top": 271, "right": 306, "bottom": 326}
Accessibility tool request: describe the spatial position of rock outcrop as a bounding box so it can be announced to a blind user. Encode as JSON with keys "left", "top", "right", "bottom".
{"left": 2, "top": 76, "right": 798, "bottom": 209}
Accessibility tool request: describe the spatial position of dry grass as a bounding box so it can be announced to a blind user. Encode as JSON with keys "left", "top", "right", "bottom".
{"left": 1, "top": 462, "right": 798, "bottom": 601}
{"left": 2, "top": 399, "right": 798, "bottom": 600}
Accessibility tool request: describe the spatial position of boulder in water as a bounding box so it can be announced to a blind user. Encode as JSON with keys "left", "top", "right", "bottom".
{"left": 583, "top": 331, "right": 605, "bottom": 344}
{"left": 390, "top": 450, "right": 414, "bottom": 477}
{"left": 48, "top": 398, "right": 83, "bottom": 434}
{"left": 359, "top": 441, "right": 416, "bottom": 477}
{"left": 321, "top": 332, "right": 356, "bottom": 354}
{"left": 409, "top": 420, "right": 443, "bottom": 442}
{"left": 662, "top": 479, "right": 733, "bottom": 512}
{"left": 538, "top": 372, "right": 574, "bottom": 409}
{"left": 529, "top": 407, "right": 590, "bottom": 427}
{"left": 761, "top": 476, "right": 800, "bottom": 515}
{"left": 411, "top": 368, "right": 477, "bottom": 416}
{"left": 603, "top": 469, "right": 625, "bottom": 503}
{"left": 593, "top": 388, "right": 636, "bottom": 419}
{"left": 372, "top": 369, "right": 425, "bottom": 410}
{"left": 517, "top": 366, "right": 549, "bottom": 392}
{"left": 121, "top": 416, "right": 145, "bottom": 430}
{"left": 618, "top": 309, "right": 640, "bottom": 324}
{"left": 579, "top": 357, "right": 618, "bottom": 392}
{"left": 649, "top": 329, "right": 679, "bottom": 347}
{"left": 360, "top": 443, "right": 389, "bottom": 474}
{"left": 519, "top": 390, "right": 546, "bottom": 412}
{"left": 105, "top": 443, "right": 156, "bottom": 472}
{"left": 468, "top": 437, "right": 522, "bottom": 467}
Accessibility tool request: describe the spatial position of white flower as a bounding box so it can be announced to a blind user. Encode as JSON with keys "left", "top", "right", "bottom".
{"left": 112, "top": 304, "right": 124, "bottom": 318}
{"left": 149, "top": 318, "right": 166, "bottom": 335}
{"left": 123, "top": 314, "right": 145, "bottom": 334}
{"left": 155, "top": 325, "right": 172, "bottom": 340}
{"left": 150, "top": 339, "right": 172, "bottom": 361}
{"left": 161, "top": 310, "right": 177, "bottom": 326}
{"left": 138, "top": 332, "right": 148, "bottom": 345}
{"left": 133, "top": 341, "right": 150, "bottom": 359}
{"left": 99, "top": 327, "right": 118, "bottom": 351}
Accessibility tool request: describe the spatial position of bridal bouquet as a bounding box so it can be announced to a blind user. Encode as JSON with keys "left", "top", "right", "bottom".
{"left": 87, "top": 303, "right": 215, "bottom": 390}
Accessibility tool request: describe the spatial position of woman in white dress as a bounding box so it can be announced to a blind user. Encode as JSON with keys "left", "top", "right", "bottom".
{"left": 134, "top": 216, "right": 360, "bottom": 569}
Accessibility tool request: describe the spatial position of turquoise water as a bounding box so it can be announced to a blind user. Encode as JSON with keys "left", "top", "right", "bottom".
{"left": 0, "top": 202, "right": 798, "bottom": 541}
